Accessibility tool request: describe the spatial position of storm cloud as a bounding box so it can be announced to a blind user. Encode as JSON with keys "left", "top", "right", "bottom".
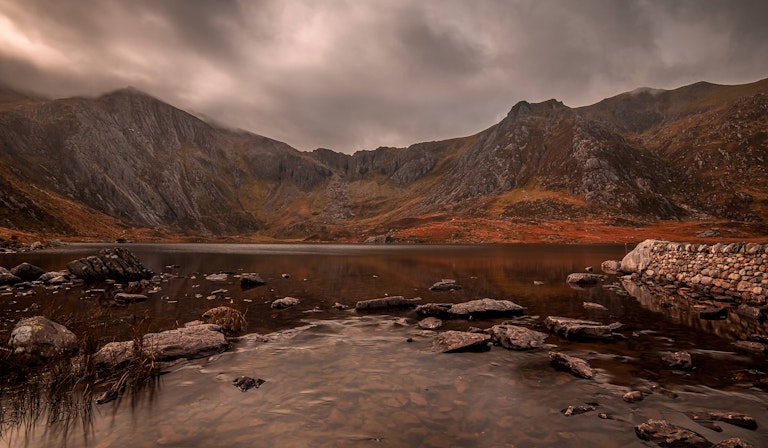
{"left": 1, "top": 0, "right": 767, "bottom": 153}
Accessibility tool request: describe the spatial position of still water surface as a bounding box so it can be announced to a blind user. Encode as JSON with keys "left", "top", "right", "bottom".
{"left": 1, "top": 244, "right": 767, "bottom": 447}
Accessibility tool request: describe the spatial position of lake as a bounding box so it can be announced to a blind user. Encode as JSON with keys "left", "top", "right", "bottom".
{"left": 1, "top": 243, "right": 766, "bottom": 447}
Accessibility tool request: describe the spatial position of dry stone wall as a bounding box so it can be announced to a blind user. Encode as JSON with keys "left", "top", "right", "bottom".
{"left": 621, "top": 240, "right": 768, "bottom": 304}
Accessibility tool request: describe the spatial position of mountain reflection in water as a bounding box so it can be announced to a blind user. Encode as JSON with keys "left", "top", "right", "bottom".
{"left": 1, "top": 244, "right": 767, "bottom": 447}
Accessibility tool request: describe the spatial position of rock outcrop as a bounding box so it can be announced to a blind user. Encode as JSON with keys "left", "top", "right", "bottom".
{"left": 67, "top": 247, "right": 153, "bottom": 281}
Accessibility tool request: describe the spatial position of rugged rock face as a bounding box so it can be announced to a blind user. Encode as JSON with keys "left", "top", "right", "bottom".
{"left": 1, "top": 78, "right": 767, "bottom": 239}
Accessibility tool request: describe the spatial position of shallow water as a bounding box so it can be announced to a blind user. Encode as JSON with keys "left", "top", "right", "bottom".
{"left": 1, "top": 244, "right": 767, "bottom": 447}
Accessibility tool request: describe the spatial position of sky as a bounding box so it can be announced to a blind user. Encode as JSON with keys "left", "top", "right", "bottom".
{"left": 1, "top": 0, "right": 767, "bottom": 154}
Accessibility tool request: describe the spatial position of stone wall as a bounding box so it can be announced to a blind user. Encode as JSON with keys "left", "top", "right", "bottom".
{"left": 620, "top": 240, "right": 768, "bottom": 304}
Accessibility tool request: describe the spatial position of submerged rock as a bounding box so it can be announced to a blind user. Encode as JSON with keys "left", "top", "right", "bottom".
{"left": 240, "top": 273, "right": 266, "bottom": 289}
{"left": 114, "top": 293, "right": 148, "bottom": 304}
{"left": 233, "top": 376, "right": 265, "bottom": 392}
{"left": 8, "top": 316, "right": 78, "bottom": 360}
{"left": 355, "top": 296, "right": 421, "bottom": 311}
{"left": 662, "top": 351, "right": 694, "bottom": 370}
{"left": 271, "top": 296, "right": 301, "bottom": 310}
{"left": 418, "top": 317, "right": 443, "bottom": 330}
{"left": 549, "top": 352, "right": 595, "bottom": 379}
{"left": 634, "top": 419, "right": 711, "bottom": 448}
{"left": 544, "top": 316, "right": 622, "bottom": 340}
{"left": 431, "top": 331, "right": 490, "bottom": 353}
{"left": 205, "top": 273, "right": 228, "bottom": 282}
{"left": 686, "top": 411, "right": 758, "bottom": 431}
{"left": 566, "top": 273, "right": 606, "bottom": 285}
{"left": 488, "top": 324, "right": 548, "bottom": 350}
{"left": 429, "top": 279, "right": 462, "bottom": 291}
{"left": 561, "top": 405, "right": 597, "bottom": 416}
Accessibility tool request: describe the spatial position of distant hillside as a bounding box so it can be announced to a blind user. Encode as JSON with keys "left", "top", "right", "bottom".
{"left": 0, "top": 78, "right": 766, "bottom": 242}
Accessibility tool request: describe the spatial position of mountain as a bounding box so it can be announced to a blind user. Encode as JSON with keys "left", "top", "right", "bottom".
{"left": 0, "top": 78, "right": 766, "bottom": 242}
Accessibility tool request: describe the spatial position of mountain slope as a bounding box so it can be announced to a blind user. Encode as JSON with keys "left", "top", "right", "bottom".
{"left": 0, "top": 78, "right": 766, "bottom": 242}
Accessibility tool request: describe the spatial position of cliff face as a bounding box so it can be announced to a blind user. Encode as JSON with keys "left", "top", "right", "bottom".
{"left": 0, "top": 78, "right": 766, "bottom": 240}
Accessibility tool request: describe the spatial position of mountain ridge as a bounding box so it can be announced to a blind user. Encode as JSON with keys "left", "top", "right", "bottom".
{"left": 0, "top": 77, "right": 766, "bottom": 243}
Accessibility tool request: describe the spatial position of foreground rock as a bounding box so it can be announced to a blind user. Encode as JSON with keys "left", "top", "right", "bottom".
{"left": 240, "top": 273, "right": 266, "bottom": 289}
{"left": 544, "top": 316, "right": 622, "bottom": 340}
{"left": 417, "top": 298, "right": 524, "bottom": 319}
{"left": 8, "top": 316, "right": 78, "bottom": 360}
{"left": 0, "top": 267, "right": 22, "bottom": 285}
{"left": 429, "top": 279, "right": 462, "bottom": 291}
{"left": 566, "top": 273, "right": 606, "bottom": 285}
{"left": 488, "top": 324, "right": 548, "bottom": 350}
{"left": 93, "top": 324, "right": 229, "bottom": 368}
{"left": 549, "top": 352, "right": 595, "bottom": 379}
{"left": 431, "top": 331, "right": 491, "bottom": 353}
{"left": 355, "top": 296, "right": 421, "bottom": 311}
{"left": 662, "top": 351, "right": 694, "bottom": 370}
{"left": 202, "top": 306, "right": 247, "bottom": 335}
{"left": 10, "top": 262, "right": 45, "bottom": 281}
{"left": 634, "top": 419, "right": 710, "bottom": 448}
{"left": 418, "top": 317, "right": 443, "bottom": 330}
{"left": 271, "top": 297, "right": 301, "bottom": 310}
{"left": 233, "top": 376, "right": 265, "bottom": 392}
{"left": 687, "top": 411, "right": 758, "bottom": 431}
{"left": 67, "top": 247, "right": 153, "bottom": 281}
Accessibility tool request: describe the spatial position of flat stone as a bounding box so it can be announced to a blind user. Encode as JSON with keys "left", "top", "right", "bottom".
{"left": 549, "top": 352, "right": 595, "bottom": 379}
{"left": 355, "top": 296, "right": 421, "bottom": 311}
{"left": 544, "top": 316, "right": 622, "bottom": 340}
{"left": 488, "top": 324, "right": 548, "bottom": 350}
{"left": 205, "top": 273, "right": 228, "bottom": 282}
{"left": 447, "top": 298, "right": 524, "bottom": 318}
{"left": 114, "top": 293, "right": 148, "bottom": 304}
{"left": 271, "top": 296, "right": 300, "bottom": 310}
{"left": 429, "top": 279, "right": 462, "bottom": 291}
{"left": 418, "top": 317, "right": 443, "bottom": 330}
{"left": 566, "top": 273, "right": 606, "bottom": 285}
{"left": 634, "top": 419, "right": 711, "bottom": 448}
{"left": 431, "top": 331, "right": 491, "bottom": 353}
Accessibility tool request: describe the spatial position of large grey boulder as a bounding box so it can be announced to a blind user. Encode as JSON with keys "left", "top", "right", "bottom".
{"left": 93, "top": 324, "right": 228, "bottom": 368}
{"left": 8, "top": 316, "right": 78, "bottom": 359}
{"left": 67, "top": 247, "right": 153, "bottom": 281}
{"left": 488, "top": 324, "right": 548, "bottom": 350}
{"left": 620, "top": 239, "right": 664, "bottom": 274}
{"left": 431, "top": 331, "right": 491, "bottom": 353}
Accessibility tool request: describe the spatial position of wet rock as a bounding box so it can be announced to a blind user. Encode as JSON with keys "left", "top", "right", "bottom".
{"left": 620, "top": 239, "right": 663, "bottom": 274}
{"left": 431, "top": 331, "right": 491, "bottom": 353}
{"left": 415, "top": 303, "right": 453, "bottom": 317}
{"left": 10, "top": 262, "right": 45, "bottom": 281}
{"left": 712, "top": 437, "right": 754, "bottom": 448}
{"left": 549, "top": 352, "right": 595, "bottom": 379}
{"left": 0, "top": 266, "right": 22, "bottom": 285}
{"left": 8, "top": 316, "right": 78, "bottom": 359}
{"left": 202, "top": 306, "right": 246, "bottom": 335}
{"left": 332, "top": 302, "right": 348, "bottom": 310}
{"left": 233, "top": 376, "right": 265, "bottom": 392}
{"left": 240, "top": 273, "right": 266, "bottom": 289}
{"left": 687, "top": 411, "right": 758, "bottom": 431}
{"left": 662, "top": 351, "right": 694, "bottom": 370}
{"left": 67, "top": 247, "right": 153, "bottom": 281}
{"left": 39, "top": 270, "right": 70, "bottom": 284}
{"left": 488, "top": 324, "right": 548, "bottom": 350}
{"left": 205, "top": 273, "right": 228, "bottom": 282}
{"left": 271, "top": 296, "right": 301, "bottom": 310}
{"left": 561, "top": 405, "right": 597, "bottom": 416}
{"left": 583, "top": 302, "right": 608, "bottom": 311}
{"left": 566, "top": 273, "right": 606, "bottom": 285}
{"left": 601, "top": 260, "right": 621, "bottom": 274}
{"left": 93, "top": 324, "right": 228, "bottom": 368}
{"left": 732, "top": 340, "right": 767, "bottom": 354}
{"left": 635, "top": 419, "right": 711, "bottom": 448}
{"left": 623, "top": 390, "right": 644, "bottom": 403}
{"left": 447, "top": 298, "right": 525, "bottom": 319}
{"left": 429, "top": 279, "right": 462, "bottom": 291}
{"left": 544, "top": 316, "right": 622, "bottom": 340}
{"left": 114, "top": 293, "right": 148, "bottom": 304}
{"left": 418, "top": 317, "right": 443, "bottom": 330}
{"left": 355, "top": 295, "right": 421, "bottom": 311}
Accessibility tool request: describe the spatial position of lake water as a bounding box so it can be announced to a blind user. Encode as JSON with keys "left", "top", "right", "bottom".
{"left": 1, "top": 243, "right": 767, "bottom": 447}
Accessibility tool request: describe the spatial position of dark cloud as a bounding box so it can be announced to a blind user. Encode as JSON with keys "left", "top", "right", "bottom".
{"left": 1, "top": 0, "right": 767, "bottom": 153}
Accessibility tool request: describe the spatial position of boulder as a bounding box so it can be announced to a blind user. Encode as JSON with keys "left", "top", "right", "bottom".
{"left": 93, "top": 324, "right": 228, "bottom": 368}
{"left": 431, "top": 331, "right": 491, "bottom": 353}
{"left": 662, "top": 351, "right": 694, "bottom": 370}
{"left": 8, "top": 316, "right": 78, "bottom": 359}
{"left": 620, "top": 239, "right": 664, "bottom": 274}
{"left": 566, "top": 273, "right": 606, "bottom": 285}
{"left": 623, "top": 390, "right": 644, "bottom": 403}
{"left": 39, "top": 270, "right": 70, "bottom": 284}
{"left": 712, "top": 438, "right": 754, "bottom": 448}
{"left": 10, "top": 262, "right": 45, "bottom": 281}
{"left": 202, "top": 306, "right": 246, "bottom": 335}
{"left": 0, "top": 266, "right": 21, "bottom": 285}
{"left": 634, "top": 419, "right": 711, "bottom": 448}
{"left": 240, "top": 273, "right": 266, "bottom": 289}
{"left": 687, "top": 411, "right": 757, "bottom": 431}
{"left": 418, "top": 317, "right": 443, "bottom": 330}
{"left": 429, "top": 279, "right": 462, "bottom": 291}
{"left": 67, "top": 247, "right": 153, "bottom": 281}
{"left": 355, "top": 296, "right": 421, "bottom": 311}
{"left": 448, "top": 298, "right": 524, "bottom": 318}
{"left": 544, "top": 316, "right": 622, "bottom": 340}
{"left": 488, "top": 324, "right": 548, "bottom": 350}
{"left": 271, "top": 296, "right": 300, "bottom": 310}
{"left": 114, "top": 293, "right": 148, "bottom": 304}
{"left": 600, "top": 260, "right": 621, "bottom": 274}
{"left": 549, "top": 352, "right": 594, "bottom": 379}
